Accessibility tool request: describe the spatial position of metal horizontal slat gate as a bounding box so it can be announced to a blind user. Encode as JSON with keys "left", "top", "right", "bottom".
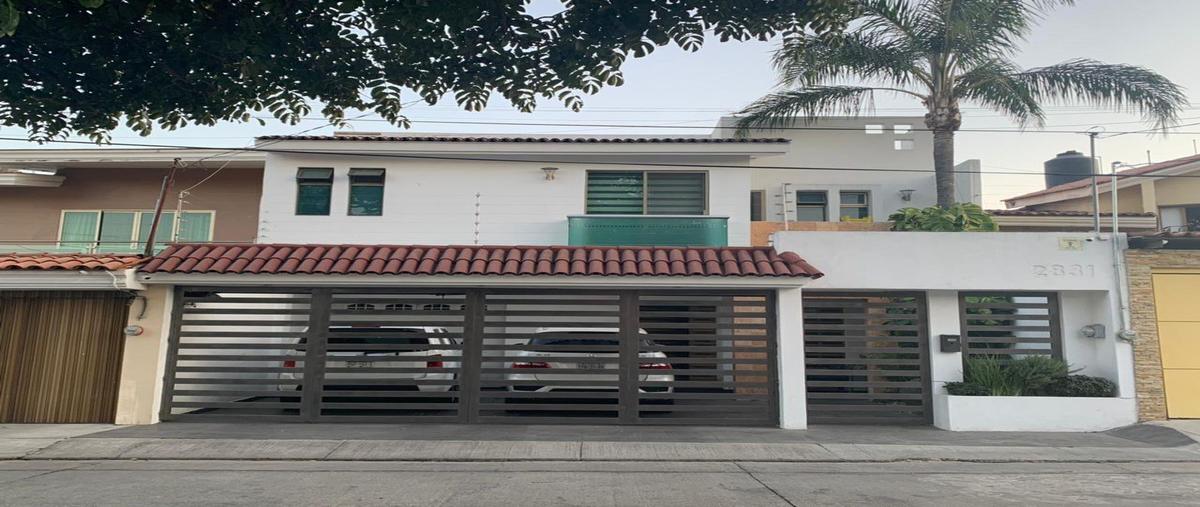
{"left": 802, "top": 292, "right": 931, "bottom": 425}
{"left": 161, "top": 286, "right": 778, "bottom": 426}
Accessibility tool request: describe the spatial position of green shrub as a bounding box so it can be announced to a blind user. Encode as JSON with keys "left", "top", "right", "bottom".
{"left": 888, "top": 203, "right": 998, "bottom": 232}
{"left": 944, "top": 382, "right": 991, "bottom": 396}
{"left": 1041, "top": 375, "right": 1118, "bottom": 397}
{"left": 961, "top": 356, "right": 1073, "bottom": 396}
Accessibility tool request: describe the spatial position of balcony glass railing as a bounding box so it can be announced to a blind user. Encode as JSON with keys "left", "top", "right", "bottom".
{"left": 567, "top": 215, "right": 729, "bottom": 247}
{"left": 0, "top": 242, "right": 177, "bottom": 255}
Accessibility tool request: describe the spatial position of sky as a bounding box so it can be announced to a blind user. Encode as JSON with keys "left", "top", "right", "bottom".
{"left": 3, "top": 0, "right": 1199, "bottom": 208}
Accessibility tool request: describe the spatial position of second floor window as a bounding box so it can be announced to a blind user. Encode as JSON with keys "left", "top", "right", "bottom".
{"left": 586, "top": 171, "right": 706, "bottom": 215}
{"left": 839, "top": 191, "right": 871, "bottom": 220}
{"left": 794, "top": 191, "right": 828, "bottom": 221}
{"left": 59, "top": 210, "right": 213, "bottom": 252}
{"left": 348, "top": 168, "right": 386, "bottom": 216}
{"left": 296, "top": 168, "right": 334, "bottom": 216}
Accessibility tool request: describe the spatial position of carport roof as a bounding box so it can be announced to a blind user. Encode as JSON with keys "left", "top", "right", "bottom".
{"left": 140, "top": 244, "right": 823, "bottom": 278}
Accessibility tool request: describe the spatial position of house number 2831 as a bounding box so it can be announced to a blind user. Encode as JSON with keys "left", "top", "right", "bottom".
{"left": 1033, "top": 264, "right": 1095, "bottom": 278}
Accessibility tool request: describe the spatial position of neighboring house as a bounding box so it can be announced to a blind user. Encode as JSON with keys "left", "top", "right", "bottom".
{"left": 1003, "top": 153, "right": 1200, "bottom": 232}
{"left": 0, "top": 149, "right": 265, "bottom": 253}
{"left": 988, "top": 209, "right": 1159, "bottom": 233}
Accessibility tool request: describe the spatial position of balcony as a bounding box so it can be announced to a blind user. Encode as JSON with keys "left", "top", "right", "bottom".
{"left": 567, "top": 215, "right": 728, "bottom": 247}
{"left": 0, "top": 241, "right": 174, "bottom": 255}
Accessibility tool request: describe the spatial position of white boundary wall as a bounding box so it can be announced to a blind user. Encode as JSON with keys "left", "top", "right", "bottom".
{"left": 774, "top": 231, "right": 1137, "bottom": 431}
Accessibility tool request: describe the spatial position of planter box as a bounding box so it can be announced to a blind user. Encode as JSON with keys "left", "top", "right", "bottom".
{"left": 933, "top": 394, "right": 1136, "bottom": 432}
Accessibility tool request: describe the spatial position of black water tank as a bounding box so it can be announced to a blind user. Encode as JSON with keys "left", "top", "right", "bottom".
{"left": 1044, "top": 150, "right": 1095, "bottom": 188}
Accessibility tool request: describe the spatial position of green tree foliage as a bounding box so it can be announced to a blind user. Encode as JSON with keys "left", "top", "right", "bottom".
{"left": 0, "top": 0, "right": 855, "bottom": 141}
{"left": 888, "top": 203, "right": 998, "bottom": 231}
{"left": 736, "top": 0, "right": 1185, "bottom": 207}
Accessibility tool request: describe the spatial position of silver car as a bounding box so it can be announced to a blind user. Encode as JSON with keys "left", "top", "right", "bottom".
{"left": 280, "top": 326, "right": 458, "bottom": 392}
{"left": 505, "top": 327, "right": 674, "bottom": 393}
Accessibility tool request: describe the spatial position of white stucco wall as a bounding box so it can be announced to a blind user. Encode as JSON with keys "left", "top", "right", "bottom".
{"left": 257, "top": 151, "right": 754, "bottom": 246}
{"left": 716, "top": 117, "right": 940, "bottom": 222}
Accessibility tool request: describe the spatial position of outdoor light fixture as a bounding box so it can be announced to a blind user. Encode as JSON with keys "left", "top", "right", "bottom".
{"left": 1080, "top": 324, "right": 1107, "bottom": 339}
{"left": 542, "top": 167, "right": 558, "bottom": 181}
{"left": 899, "top": 189, "right": 915, "bottom": 202}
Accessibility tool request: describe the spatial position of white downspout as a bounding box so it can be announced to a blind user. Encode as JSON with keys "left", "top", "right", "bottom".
{"left": 1110, "top": 164, "right": 1135, "bottom": 342}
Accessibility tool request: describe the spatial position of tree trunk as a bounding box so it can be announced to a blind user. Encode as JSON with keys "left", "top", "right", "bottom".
{"left": 932, "top": 128, "right": 956, "bottom": 208}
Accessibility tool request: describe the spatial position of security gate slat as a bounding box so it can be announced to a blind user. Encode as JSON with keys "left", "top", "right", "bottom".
{"left": 802, "top": 292, "right": 931, "bottom": 425}
{"left": 161, "top": 286, "right": 778, "bottom": 426}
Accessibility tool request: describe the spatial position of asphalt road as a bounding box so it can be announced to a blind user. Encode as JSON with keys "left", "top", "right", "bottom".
{"left": 1, "top": 460, "right": 1198, "bottom": 506}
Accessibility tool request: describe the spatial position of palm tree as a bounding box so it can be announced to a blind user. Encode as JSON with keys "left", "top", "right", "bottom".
{"left": 736, "top": 0, "right": 1186, "bottom": 208}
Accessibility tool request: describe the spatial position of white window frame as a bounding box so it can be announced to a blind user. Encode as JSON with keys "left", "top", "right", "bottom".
{"left": 838, "top": 191, "right": 872, "bottom": 222}
{"left": 56, "top": 209, "right": 217, "bottom": 251}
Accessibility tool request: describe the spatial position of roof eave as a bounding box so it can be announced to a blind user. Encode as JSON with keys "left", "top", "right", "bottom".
{"left": 136, "top": 272, "right": 813, "bottom": 288}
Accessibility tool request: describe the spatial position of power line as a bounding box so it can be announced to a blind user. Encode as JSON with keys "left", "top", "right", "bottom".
{"left": 5, "top": 136, "right": 1199, "bottom": 181}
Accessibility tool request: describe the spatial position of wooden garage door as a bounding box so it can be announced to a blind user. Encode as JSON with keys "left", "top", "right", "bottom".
{"left": 0, "top": 291, "right": 130, "bottom": 423}
{"left": 1154, "top": 272, "right": 1200, "bottom": 419}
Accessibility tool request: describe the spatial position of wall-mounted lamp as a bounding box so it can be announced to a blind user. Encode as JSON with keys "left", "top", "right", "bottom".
{"left": 1080, "top": 324, "right": 1106, "bottom": 339}
{"left": 542, "top": 167, "right": 559, "bottom": 181}
{"left": 898, "top": 189, "right": 915, "bottom": 202}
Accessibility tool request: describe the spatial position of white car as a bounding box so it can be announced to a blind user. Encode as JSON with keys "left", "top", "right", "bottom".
{"left": 505, "top": 327, "right": 674, "bottom": 394}
{"left": 280, "top": 326, "right": 458, "bottom": 393}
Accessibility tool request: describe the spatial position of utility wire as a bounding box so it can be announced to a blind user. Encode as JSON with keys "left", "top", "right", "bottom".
{"left": 5, "top": 136, "right": 1200, "bottom": 181}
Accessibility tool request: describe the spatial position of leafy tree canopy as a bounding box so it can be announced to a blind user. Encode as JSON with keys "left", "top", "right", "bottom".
{"left": 0, "top": 0, "right": 855, "bottom": 141}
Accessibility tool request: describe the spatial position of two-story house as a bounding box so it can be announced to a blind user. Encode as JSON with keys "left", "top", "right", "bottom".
{"left": 1, "top": 117, "right": 1138, "bottom": 433}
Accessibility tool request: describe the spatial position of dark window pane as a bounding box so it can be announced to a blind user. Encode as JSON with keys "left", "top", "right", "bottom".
{"left": 586, "top": 171, "right": 644, "bottom": 214}
{"left": 297, "top": 167, "right": 333, "bottom": 181}
{"left": 750, "top": 191, "right": 764, "bottom": 221}
{"left": 349, "top": 185, "right": 384, "bottom": 216}
{"left": 297, "top": 184, "right": 332, "bottom": 215}
{"left": 795, "top": 206, "right": 827, "bottom": 221}
{"left": 840, "top": 191, "right": 868, "bottom": 205}
{"left": 349, "top": 168, "right": 385, "bottom": 184}
{"left": 796, "top": 191, "right": 827, "bottom": 204}
{"left": 646, "top": 172, "right": 705, "bottom": 215}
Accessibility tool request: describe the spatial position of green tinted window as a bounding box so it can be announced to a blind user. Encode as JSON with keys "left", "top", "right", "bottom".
{"left": 97, "top": 212, "right": 136, "bottom": 249}
{"left": 296, "top": 168, "right": 333, "bottom": 215}
{"left": 795, "top": 191, "right": 828, "bottom": 221}
{"left": 59, "top": 211, "right": 99, "bottom": 250}
{"left": 348, "top": 168, "right": 385, "bottom": 216}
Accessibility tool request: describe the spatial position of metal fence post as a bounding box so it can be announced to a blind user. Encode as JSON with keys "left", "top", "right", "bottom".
{"left": 460, "top": 289, "right": 485, "bottom": 423}
{"left": 300, "top": 288, "right": 331, "bottom": 422}
{"left": 618, "top": 290, "right": 640, "bottom": 424}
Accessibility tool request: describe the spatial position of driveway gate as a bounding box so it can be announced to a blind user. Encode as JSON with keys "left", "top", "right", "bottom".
{"left": 160, "top": 287, "right": 777, "bottom": 426}
{"left": 802, "top": 292, "right": 931, "bottom": 425}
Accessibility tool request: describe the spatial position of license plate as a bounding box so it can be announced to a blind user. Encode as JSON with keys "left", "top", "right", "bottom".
{"left": 345, "top": 361, "right": 373, "bottom": 369}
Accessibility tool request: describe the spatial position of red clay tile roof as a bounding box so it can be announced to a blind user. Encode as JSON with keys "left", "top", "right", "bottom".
{"left": 256, "top": 135, "right": 789, "bottom": 144}
{"left": 0, "top": 253, "right": 143, "bottom": 271}
{"left": 141, "top": 244, "right": 823, "bottom": 278}
{"left": 988, "top": 209, "right": 1156, "bottom": 217}
{"left": 1004, "top": 154, "right": 1200, "bottom": 204}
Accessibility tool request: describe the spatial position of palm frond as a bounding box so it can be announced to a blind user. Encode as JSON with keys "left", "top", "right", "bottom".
{"left": 773, "top": 31, "right": 928, "bottom": 88}
{"left": 733, "top": 86, "right": 879, "bottom": 134}
{"left": 858, "top": 0, "right": 926, "bottom": 47}
{"left": 955, "top": 59, "right": 1044, "bottom": 127}
{"left": 922, "top": 0, "right": 1074, "bottom": 61}
{"left": 1017, "top": 59, "right": 1186, "bottom": 130}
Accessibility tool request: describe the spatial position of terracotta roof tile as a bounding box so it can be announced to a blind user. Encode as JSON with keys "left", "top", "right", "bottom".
{"left": 140, "top": 244, "right": 822, "bottom": 279}
{"left": 989, "top": 209, "right": 1157, "bottom": 217}
{"left": 0, "top": 253, "right": 143, "bottom": 271}
{"left": 256, "top": 135, "right": 789, "bottom": 144}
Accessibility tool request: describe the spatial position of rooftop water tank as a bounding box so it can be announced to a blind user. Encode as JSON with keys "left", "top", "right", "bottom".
{"left": 1044, "top": 150, "right": 1095, "bottom": 188}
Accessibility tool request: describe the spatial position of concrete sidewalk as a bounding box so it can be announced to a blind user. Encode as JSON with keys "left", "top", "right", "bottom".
{"left": 5, "top": 422, "right": 1200, "bottom": 463}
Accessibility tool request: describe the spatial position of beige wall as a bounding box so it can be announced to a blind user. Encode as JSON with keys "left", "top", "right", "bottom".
{"left": 114, "top": 284, "right": 173, "bottom": 425}
{"left": 1125, "top": 249, "right": 1200, "bottom": 421}
{"left": 0, "top": 166, "right": 262, "bottom": 243}
{"left": 1031, "top": 177, "right": 1200, "bottom": 215}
